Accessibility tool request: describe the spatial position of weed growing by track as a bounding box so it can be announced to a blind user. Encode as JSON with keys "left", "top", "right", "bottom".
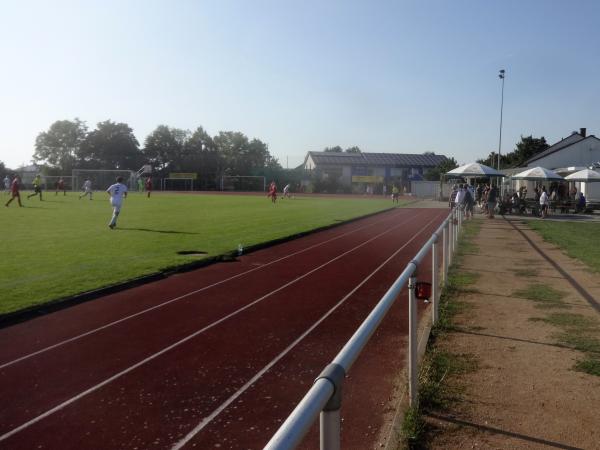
{"left": 399, "top": 219, "right": 481, "bottom": 449}
{"left": 529, "top": 312, "right": 600, "bottom": 377}
{"left": 513, "top": 283, "right": 568, "bottom": 309}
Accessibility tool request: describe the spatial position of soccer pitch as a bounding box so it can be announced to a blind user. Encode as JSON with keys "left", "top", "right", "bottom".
{"left": 1, "top": 192, "right": 406, "bottom": 315}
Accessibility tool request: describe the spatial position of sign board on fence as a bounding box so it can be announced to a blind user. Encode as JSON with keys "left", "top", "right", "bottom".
{"left": 169, "top": 173, "right": 198, "bottom": 179}
{"left": 352, "top": 175, "right": 384, "bottom": 183}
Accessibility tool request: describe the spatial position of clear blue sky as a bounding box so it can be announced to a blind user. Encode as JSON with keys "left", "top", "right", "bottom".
{"left": 1, "top": 0, "right": 599, "bottom": 169}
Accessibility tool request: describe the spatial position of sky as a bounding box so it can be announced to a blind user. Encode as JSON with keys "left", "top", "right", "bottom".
{"left": 1, "top": 0, "right": 599, "bottom": 169}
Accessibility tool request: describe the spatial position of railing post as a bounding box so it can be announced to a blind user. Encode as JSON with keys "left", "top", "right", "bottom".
{"left": 316, "top": 363, "right": 345, "bottom": 450}
{"left": 431, "top": 235, "right": 438, "bottom": 325}
{"left": 408, "top": 273, "right": 418, "bottom": 407}
{"left": 442, "top": 222, "right": 448, "bottom": 285}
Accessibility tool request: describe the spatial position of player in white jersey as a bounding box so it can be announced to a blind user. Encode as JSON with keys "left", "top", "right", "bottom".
{"left": 3, "top": 175, "right": 10, "bottom": 194}
{"left": 106, "top": 176, "right": 128, "bottom": 229}
{"left": 79, "top": 178, "right": 93, "bottom": 200}
{"left": 283, "top": 183, "right": 291, "bottom": 198}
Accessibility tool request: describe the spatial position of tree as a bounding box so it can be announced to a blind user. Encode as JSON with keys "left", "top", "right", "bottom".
{"left": 508, "top": 135, "right": 549, "bottom": 167}
{"left": 183, "top": 126, "right": 221, "bottom": 189}
{"left": 323, "top": 146, "right": 343, "bottom": 153}
{"left": 78, "top": 120, "right": 142, "bottom": 169}
{"left": 478, "top": 135, "right": 549, "bottom": 169}
{"left": 33, "top": 119, "right": 88, "bottom": 172}
{"left": 143, "top": 125, "right": 190, "bottom": 173}
{"left": 424, "top": 157, "right": 458, "bottom": 181}
{"left": 345, "top": 146, "right": 361, "bottom": 153}
{"left": 214, "top": 131, "right": 274, "bottom": 175}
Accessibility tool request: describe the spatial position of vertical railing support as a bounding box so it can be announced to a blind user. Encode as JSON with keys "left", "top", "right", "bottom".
{"left": 316, "top": 363, "right": 345, "bottom": 450}
{"left": 431, "top": 235, "right": 438, "bottom": 324}
{"left": 408, "top": 273, "right": 418, "bottom": 407}
{"left": 442, "top": 222, "right": 448, "bottom": 285}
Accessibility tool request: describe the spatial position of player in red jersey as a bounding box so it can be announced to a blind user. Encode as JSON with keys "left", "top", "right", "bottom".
{"left": 145, "top": 177, "right": 152, "bottom": 198}
{"left": 55, "top": 177, "right": 66, "bottom": 195}
{"left": 267, "top": 181, "right": 277, "bottom": 203}
{"left": 5, "top": 175, "right": 23, "bottom": 207}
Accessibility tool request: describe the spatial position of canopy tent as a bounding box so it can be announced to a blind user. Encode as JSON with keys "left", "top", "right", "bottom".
{"left": 564, "top": 168, "right": 600, "bottom": 182}
{"left": 511, "top": 167, "right": 564, "bottom": 181}
{"left": 445, "top": 162, "right": 504, "bottom": 178}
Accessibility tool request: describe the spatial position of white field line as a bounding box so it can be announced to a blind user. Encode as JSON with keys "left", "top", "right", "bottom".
{"left": 171, "top": 211, "right": 444, "bottom": 450}
{"left": 0, "top": 211, "right": 427, "bottom": 443}
{"left": 0, "top": 209, "right": 407, "bottom": 370}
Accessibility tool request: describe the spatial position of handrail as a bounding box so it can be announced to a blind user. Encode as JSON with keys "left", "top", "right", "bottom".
{"left": 265, "top": 208, "right": 462, "bottom": 450}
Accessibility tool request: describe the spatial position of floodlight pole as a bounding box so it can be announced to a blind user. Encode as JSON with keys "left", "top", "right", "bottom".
{"left": 497, "top": 70, "right": 505, "bottom": 171}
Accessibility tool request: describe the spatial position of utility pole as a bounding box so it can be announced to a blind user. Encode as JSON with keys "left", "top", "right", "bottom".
{"left": 498, "top": 69, "right": 506, "bottom": 170}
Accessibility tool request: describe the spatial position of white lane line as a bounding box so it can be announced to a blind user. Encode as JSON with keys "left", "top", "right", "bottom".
{"left": 171, "top": 212, "right": 444, "bottom": 450}
{"left": 0, "top": 211, "right": 425, "bottom": 443}
{"left": 1, "top": 209, "right": 408, "bottom": 370}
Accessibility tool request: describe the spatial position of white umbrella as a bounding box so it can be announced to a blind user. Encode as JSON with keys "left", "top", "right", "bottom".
{"left": 445, "top": 162, "right": 504, "bottom": 178}
{"left": 512, "top": 166, "right": 564, "bottom": 181}
{"left": 564, "top": 168, "right": 600, "bottom": 182}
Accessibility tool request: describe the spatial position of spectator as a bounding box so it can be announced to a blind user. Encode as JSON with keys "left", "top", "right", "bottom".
{"left": 540, "top": 186, "right": 549, "bottom": 218}
{"left": 487, "top": 185, "right": 498, "bottom": 219}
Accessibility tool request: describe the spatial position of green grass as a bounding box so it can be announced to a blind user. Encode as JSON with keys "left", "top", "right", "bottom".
{"left": 528, "top": 221, "right": 600, "bottom": 272}
{"left": 0, "top": 191, "right": 403, "bottom": 314}
{"left": 510, "top": 268, "right": 539, "bottom": 278}
{"left": 512, "top": 283, "right": 568, "bottom": 308}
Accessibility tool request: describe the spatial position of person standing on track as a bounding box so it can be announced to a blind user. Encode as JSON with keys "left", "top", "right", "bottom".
{"left": 145, "top": 177, "right": 152, "bottom": 198}
{"left": 5, "top": 174, "right": 23, "bottom": 207}
{"left": 106, "top": 176, "right": 128, "bottom": 229}
{"left": 27, "top": 174, "right": 43, "bottom": 201}
{"left": 79, "top": 178, "right": 93, "bottom": 200}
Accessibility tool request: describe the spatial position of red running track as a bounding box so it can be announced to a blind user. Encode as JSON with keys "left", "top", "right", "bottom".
{"left": 0, "top": 208, "right": 445, "bottom": 450}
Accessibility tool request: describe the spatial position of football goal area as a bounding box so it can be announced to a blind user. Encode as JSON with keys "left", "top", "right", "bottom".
{"left": 220, "top": 175, "right": 266, "bottom": 192}
{"left": 161, "top": 178, "right": 195, "bottom": 191}
{"left": 72, "top": 169, "right": 136, "bottom": 192}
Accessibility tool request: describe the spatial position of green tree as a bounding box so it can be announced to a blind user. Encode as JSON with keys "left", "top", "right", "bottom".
{"left": 78, "top": 120, "right": 142, "bottom": 169}
{"left": 183, "top": 126, "right": 221, "bottom": 189}
{"left": 478, "top": 136, "right": 549, "bottom": 169}
{"left": 33, "top": 119, "right": 88, "bottom": 172}
{"left": 214, "top": 131, "right": 274, "bottom": 175}
{"left": 345, "top": 146, "right": 361, "bottom": 153}
{"left": 143, "top": 125, "right": 190, "bottom": 172}
{"left": 323, "top": 146, "right": 343, "bottom": 152}
{"left": 424, "top": 157, "right": 458, "bottom": 181}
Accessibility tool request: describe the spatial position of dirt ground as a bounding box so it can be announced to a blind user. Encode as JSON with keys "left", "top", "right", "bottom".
{"left": 427, "top": 216, "right": 600, "bottom": 450}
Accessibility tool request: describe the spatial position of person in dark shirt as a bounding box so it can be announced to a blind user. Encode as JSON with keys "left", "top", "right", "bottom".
{"left": 487, "top": 185, "right": 498, "bottom": 219}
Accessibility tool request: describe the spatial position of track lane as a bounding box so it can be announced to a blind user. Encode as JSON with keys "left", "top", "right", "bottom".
{"left": 0, "top": 209, "right": 424, "bottom": 437}
{"left": 1, "top": 209, "right": 444, "bottom": 449}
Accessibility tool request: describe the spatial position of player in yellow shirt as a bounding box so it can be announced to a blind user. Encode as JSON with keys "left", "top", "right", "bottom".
{"left": 27, "top": 174, "right": 43, "bottom": 201}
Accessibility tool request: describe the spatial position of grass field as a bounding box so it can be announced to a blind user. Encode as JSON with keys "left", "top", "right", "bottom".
{"left": 528, "top": 221, "right": 600, "bottom": 272}
{"left": 1, "top": 191, "right": 405, "bottom": 314}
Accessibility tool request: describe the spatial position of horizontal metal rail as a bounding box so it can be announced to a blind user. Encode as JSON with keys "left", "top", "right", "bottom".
{"left": 265, "top": 209, "right": 461, "bottom": 450}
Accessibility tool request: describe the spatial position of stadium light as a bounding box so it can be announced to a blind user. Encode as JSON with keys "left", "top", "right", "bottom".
{"left": 497, "top": 69, "right": 506, "bottom": 171}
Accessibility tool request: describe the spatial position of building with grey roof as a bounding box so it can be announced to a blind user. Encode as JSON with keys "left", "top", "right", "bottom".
{"left": 303, "top": 151, "right": 447, "bottom": 192}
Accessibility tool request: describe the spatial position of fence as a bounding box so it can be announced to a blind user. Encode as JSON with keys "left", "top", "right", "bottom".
{"left": 264, "top": 207, "right": 464, "bottom": 450}
{"left": 410, "top": 181, "right": 452, "bottom": 200}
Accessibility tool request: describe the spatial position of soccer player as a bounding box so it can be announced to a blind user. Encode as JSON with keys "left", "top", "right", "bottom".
{"left": 283, "top": 183, "right": 291, "bottom": 199}
{"left": 27, "top": 174, "right": 43, "bottom": 201}
{"left": 392, "top": 185, "right": 399, "bottom": 203}
{"left": 5, "top": 175, "right": 22, "bottom": 207}
{"left": 267, "top": 181, "right": 277, "bottom": 203}
{"left": 145, "top": 177, "right": 152, "bottom": 198}
{"left": 3, "top": 175, "right": 10, "bottom": 195}
{"left": 79, "top": 178, "right": 93, "bottom": 200}
{"left": 55, "top": 177, "right": 67, "bottom": 195}
{"left": 106, "top": 176, "right": 128, "bottom": 229}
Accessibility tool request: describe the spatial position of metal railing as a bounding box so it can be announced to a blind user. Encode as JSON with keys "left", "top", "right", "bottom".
{"left": 265, "top": 208, "right": 464, "bottom": 450}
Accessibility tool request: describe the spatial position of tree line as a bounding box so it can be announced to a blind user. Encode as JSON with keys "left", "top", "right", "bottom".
{"left": 25, "top": 118, "right": 287, "bottom": 190}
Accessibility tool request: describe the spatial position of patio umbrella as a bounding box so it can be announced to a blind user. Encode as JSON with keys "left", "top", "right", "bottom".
{"left": 445, "top": 162, "right": 504, "bottom": 178}
{"left": 564, "top": 168, "right": 600, "bottom": 182}
{"left": 511, "top": 166, "right": 564, "bottom": 181}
